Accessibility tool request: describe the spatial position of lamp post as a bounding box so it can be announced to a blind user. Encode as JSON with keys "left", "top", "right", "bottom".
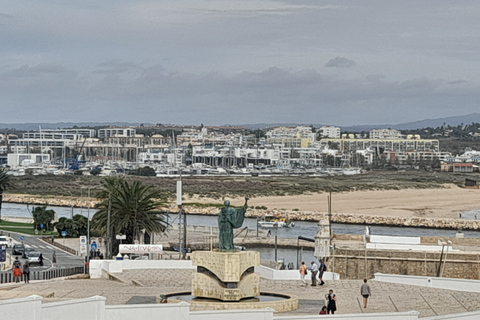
{"left": 81, "top": 184, "right": 103, "bottom": 258}
{"left": 440, "top": 240, "right": 453, "bottom": 277}
{"left": 436, "top": 239, "right": 447, "bottom": 277}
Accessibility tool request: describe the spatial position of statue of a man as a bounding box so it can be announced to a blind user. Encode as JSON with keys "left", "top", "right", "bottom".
{"left": 218, "top": 198, "right": 249, "bottom": 251}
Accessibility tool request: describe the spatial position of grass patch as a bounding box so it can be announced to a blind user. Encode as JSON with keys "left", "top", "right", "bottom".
{"left": 0, "top": 221, "right": 33, "bottom": 227}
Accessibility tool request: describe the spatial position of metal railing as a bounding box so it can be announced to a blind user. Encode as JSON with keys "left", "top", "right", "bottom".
{"left": 0, "top": 266, "right": 84, "bottom": 284}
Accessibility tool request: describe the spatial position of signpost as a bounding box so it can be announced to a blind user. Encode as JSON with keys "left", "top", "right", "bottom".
{"left": 0, "top": 245, "right": 6, "bottom": 262}
{"left": 61, "top": 231, "right": 67, "bottom": 244}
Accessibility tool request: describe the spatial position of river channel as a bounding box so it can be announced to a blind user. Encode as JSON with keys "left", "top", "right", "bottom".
{"left": 3, "top": 202, "right": 479, "bottom": 266}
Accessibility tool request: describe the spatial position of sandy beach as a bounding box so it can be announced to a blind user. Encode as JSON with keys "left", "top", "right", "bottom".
{"left": 186, "top": 185, "right": 480, "bottom": 219}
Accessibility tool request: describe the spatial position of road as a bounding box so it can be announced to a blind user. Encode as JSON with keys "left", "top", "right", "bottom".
{"left": 2, "top": 232, "right": 84, "bottom": 272}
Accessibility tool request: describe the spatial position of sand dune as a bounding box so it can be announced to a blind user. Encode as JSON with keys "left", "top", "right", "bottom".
{"left": 186, "top": 185, "right": 480, "bottom": 219}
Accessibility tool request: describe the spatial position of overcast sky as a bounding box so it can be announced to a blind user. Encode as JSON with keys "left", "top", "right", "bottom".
{"left": 1, "top": 1, "right": 479, "bottom": 126}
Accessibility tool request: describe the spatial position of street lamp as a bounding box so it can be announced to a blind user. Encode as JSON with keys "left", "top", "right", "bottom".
{"left": 436, "top": 239, "right": 447, "bottom": 277}
{"left": 81, "top": 184, "right": 103, "bottom": 258}
{"left": 440, "top": 240, "right": 453, "bottom": 277}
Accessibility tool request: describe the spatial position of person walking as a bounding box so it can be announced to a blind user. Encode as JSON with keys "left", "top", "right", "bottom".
{"left": 299, "top": 261, "right": 308, "bottom": 286}
{"left": 318, "top": 259, "right": 327, "bottom": 286}
{"left": 13, "top": 265, "right": 22, "bottom": 283}
{"left": 326, "top": 289, "right": 337, "bottom": 314}
{"left": 13, "top": 257, "right": 21, "bottom": 268}
{"left": 23, "top": 261, "right": 30, "bottom": 283}
{"left": 309, "top": 261, "right": 319, "bottom": 286}
{"left": 361, "top": 279, "right": 371, "bottom": 308}
{"left": 52, "top": 251, "right": 57, "bottom": 266}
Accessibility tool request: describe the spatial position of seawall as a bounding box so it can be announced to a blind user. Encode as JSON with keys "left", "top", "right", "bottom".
{"left": 5, "top": 194, "right": 480, "bottom": 230}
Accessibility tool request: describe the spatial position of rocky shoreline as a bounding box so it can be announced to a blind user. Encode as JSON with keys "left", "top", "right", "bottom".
{"left": 5, "top": 194, "right": 480, "bottom": 230}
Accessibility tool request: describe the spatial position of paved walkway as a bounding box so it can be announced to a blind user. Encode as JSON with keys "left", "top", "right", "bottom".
{"left": 2, "top": 269, "right": 480, "bottom": 318}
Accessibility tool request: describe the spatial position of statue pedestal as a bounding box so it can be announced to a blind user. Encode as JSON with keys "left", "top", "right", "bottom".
{"left": 191, "top": 250, "right": 260, "bottom": 301}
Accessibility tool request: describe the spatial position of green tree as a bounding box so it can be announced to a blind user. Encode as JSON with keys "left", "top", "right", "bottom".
{"left": 92, "top": 177, "right": 169, "bottom": 257}
{"left": 32, "top": 206, "right": 55, "bottom": 231}
{"left": 0, "top": 168, "right": 15, "bottom": 222}
{"left": 53, "top": 214, "right": 88, "bottom": 237}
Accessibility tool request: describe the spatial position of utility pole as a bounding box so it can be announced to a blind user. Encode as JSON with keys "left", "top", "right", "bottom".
{"left": 106, "top": 192, "right": 112, "bottom": 259}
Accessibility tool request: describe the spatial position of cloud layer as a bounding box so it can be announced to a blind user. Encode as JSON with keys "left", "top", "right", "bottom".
{"left": 1, "top": 1, "right": 479, "bottom": 126}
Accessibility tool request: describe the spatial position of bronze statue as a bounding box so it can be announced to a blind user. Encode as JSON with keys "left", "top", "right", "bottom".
{"left": 218, "top": 198, "right": 249, "bottom": 251}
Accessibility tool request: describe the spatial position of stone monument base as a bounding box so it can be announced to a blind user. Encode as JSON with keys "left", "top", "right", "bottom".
{"left": 191, "top": 250, "right": 260, "bottom": 301}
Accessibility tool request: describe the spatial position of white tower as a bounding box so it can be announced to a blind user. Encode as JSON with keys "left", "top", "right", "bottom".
{"left": 314, "top": 219, "right": 331, "bottom": 259}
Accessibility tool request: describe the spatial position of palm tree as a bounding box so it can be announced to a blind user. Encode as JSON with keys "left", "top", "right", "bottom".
{"left": 0, "top": 168, "right": 15, "bottom": 223}
{"left": 92, "top": 177, "right": 169, "bottom": 257}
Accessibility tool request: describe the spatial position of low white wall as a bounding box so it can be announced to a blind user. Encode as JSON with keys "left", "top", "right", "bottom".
{"left": 369, "top": 235, "right": 421, "bottom": 245}
{"left": 255, "top": 266, "right": 340, "bottom": 281}
{"left": 274, "top": 311, "right": 420, "bottom": 320}
{"left": 374, "top": 273, "right": 480, "bottom": 293}
{"left": 423, "top": 311, "right": 480, "bottom": 320}
{"left": 366, "top": 243, "right": 454, "bottom": 252}
{"left": 105, "top": 302, "right": 190, "bottom": 320}
{"left": 0, "top": 295, "right": 42, "bottom": 320}
{"left": 42, "top": 296, "right": 106, "bottom": 320}
{"left": 190, "top": 308, "right": 273, "bottom": 320}
{"left": 89, "top": 259, "right": 195, "bottom": 278}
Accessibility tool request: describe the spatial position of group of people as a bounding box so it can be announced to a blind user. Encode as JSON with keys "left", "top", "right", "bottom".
{"left": 298, "top": 260, "right": 327, "bottom": 287}
{"left": 299, "top": 260, "right": 372, "bottom": 315}
{"left": 12, "top": 257, "right": 30, "bottom": 283}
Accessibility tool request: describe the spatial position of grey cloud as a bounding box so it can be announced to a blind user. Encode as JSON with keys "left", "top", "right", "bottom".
{"left": 325, "top": 57, "right": 356, "bottom": 69}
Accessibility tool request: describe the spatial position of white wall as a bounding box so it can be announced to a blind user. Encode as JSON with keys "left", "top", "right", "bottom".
{"left": 423, "top": 311, "right": 480, "bottom": 320}
{"left": 366, "top": 243, "right": 454, "bottom": 251}
{"left": 374, "top": 273, "right": 480, "bottom": 293}
{"left": 0, "top": 295, "right": 42, "bottom": 320}
{"left": 274, "top": 311, "right": 420, "bottom": 320}
{"left": 369, "top": 235, "right": 421, "bottom": 245}
{"left": 105, "top": 302, "right": 190, "bottom": 320}
{"left": 255, "top": 266, "right": 340, "bottom": 281}
{"left": 190, "top": 308, "right": 273, "bottom": 320}
{"left": 89, "top": 259, "right": 195, "bottom": 278}
{"left": 42, "top": 296, "right": 106, "bottom": 320}
{"left": 3, "top": 295, "right": 480, "bottom": 320}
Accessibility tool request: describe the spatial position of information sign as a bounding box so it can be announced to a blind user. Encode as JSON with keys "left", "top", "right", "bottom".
{"left": 80, "top": 236, "right": 87, "bottom": 245}
{"left": 61, "top": 231, "right": 67, "bottom": 237}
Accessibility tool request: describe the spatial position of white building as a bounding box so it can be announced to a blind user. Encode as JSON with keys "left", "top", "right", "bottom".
{"left": 370, "top": 129, "right": 403, "bottom": 139}
{"left": 98, "top": 127, "right": 136, "bottom": 139}
{"left": 318, "top": 126, "right": 341, "bottom": 138}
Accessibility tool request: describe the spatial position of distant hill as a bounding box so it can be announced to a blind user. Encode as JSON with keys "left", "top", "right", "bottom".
{"left": 0, "top": 122, "right": 150, "bottom": 131}
{"left": 1, "top": 113, "right": 479, "bottom": 131}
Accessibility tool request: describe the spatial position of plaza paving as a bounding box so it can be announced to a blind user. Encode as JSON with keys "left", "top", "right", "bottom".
{"left": 1, "top": 269, "right": 480, "bottom": 318}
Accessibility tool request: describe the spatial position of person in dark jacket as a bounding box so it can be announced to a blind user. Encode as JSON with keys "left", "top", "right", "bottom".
{"left": 23, "top": 261, "right": 30, "bottom": 283}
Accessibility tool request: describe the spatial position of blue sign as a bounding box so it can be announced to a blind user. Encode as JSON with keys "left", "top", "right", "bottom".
{"left": 40, "top": 224, "right": 44, "bottom": 229}
{"left": 0, "top": 245, "right": 6, "bottom": 262}
{"left": 61, "top": 231, "right": 67, "bottom": 237}
{"left": 20, "top": 236, "right": 24, "bottom": 241}
{"left": 91, "top": 242, "right": 97, "bottom": 250}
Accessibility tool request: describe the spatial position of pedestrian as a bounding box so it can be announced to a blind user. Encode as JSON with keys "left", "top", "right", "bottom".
{"left": 52, "top": 251, "right": 57, "bottom": 266}
{"left": 318, "top": 259, "right": 327, "bottom": 286}
{"left": 309, "top": 261, "right": 319, "bottom": 286}
{"left": 23, "top": 261, "right": 30, "bottom": 283}
{"left": 319, "top": 306, "right": 327, "bottom": 314}
{"left": 326, "top": 289, "right": 337, "bottom": 314}
{"left": 13, "top": 265, "right": 22, "bottom": 283}
{"left": 39, "top": 253, "right": 44, "bottom": 266}
{"left": 299, "top": 261, "right": 308, "bottom": 286}
{"left": 361, "top": 278, "right": 371, "bottom": 308}
{"left": 13, "top": 257, "right": 21, "bottom": 268}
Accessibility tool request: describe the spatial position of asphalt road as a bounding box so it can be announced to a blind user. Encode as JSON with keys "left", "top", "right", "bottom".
{"left": 3, "top": 232, "right": 84, "bottom": 271}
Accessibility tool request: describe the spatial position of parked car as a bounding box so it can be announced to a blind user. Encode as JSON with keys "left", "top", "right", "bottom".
{"left": 26, "top": 251, "right": 42, "bottom": 265}
{"left": 12, "top": 244, "right": 24, "bottom": 255}
{"left": 22, "top": 247, "right": 35, "bottom": 259}
{"left": 0, "top": 236, "right": 9, "bottom": 248}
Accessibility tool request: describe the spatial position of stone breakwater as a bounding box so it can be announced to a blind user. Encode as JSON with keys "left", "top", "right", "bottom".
{"left": 5, "top": 194, "right": 480, "bottom": 230}
{"left": 181, "top": 206, "right": 480, "bottom": 231}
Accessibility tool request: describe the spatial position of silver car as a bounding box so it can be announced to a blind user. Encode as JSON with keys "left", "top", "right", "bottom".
{"left": 26, "top": 251, "right": 42, "bottom": 265}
